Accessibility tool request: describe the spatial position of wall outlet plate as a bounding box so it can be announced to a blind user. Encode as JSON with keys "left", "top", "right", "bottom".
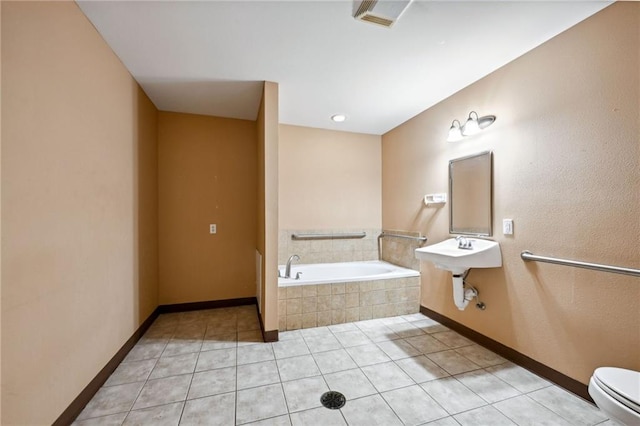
{"left": 210, "top": 224, "right": 217, "bottom": 234}
{"left": 503, "top": 219, "right": 513, "bottom": 235}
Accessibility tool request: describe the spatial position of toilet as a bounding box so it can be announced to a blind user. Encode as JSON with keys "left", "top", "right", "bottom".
{"left": 589, "top": 367, "right": 640, "bottom": 425}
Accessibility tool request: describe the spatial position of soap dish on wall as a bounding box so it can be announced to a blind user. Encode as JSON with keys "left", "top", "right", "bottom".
{"left": 424, "top": 193, "right": 447, "bottom": 207}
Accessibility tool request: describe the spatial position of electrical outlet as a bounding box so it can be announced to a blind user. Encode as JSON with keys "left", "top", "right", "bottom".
{"left": 209, "top": 224, "right": 217, "bottom": 234}
{"left": 503, "top": 219, "right": 513, "bottom": 235}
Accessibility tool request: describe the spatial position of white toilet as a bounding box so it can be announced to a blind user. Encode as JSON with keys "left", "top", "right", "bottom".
{"left": 589, "top": 367, "right": 640, "bottom": 425}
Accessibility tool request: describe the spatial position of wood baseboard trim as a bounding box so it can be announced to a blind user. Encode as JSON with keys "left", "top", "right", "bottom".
{"left": 255, "top": 303, "right": 279, "bottom": 342}
{"left": 53, "top": 307, "right": 160, "bottom": 426}
{"left": 158, "top": 297, "right": 257, "bottom": 313}
{"left": 420, "top": 305, "right": 593, "bottom": 403}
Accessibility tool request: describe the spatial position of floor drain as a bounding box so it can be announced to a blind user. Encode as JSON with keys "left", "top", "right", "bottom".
{"left": 320, "top": 391, "right": 346, "bottom": 409}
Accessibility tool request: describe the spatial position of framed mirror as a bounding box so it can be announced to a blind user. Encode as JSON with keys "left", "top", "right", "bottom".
{"left": 449, "top": 151, "right": 493, "bottom": 236}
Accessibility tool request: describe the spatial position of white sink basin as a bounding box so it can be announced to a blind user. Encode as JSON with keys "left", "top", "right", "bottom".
{"left": 415, "top": 238, "right": 502, "bottom": 275}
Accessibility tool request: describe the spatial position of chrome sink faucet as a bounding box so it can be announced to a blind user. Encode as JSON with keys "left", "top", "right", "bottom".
{"left": 285, "top": 254, "right": 300, "bottom": 278}
{"left": 456, "top": 236, "right": 473, "bottom": 250}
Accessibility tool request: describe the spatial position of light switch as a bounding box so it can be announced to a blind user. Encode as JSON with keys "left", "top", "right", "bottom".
{"left": 209, "top": 224, "right": 217, "bottom": 234}
{"left": 503, "top": 219, "right": 513, "bottom": 235}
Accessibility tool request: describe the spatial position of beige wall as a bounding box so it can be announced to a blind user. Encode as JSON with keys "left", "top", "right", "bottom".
{"left": 1, "top": 2, "right": 159, "bottom": 424}
{"left": 158, "top": 112, "right": 257, "bottom": 304}
{"left": 279, "top": 125, "right": 382, "bottom": 230}
{"left": 0, "top": 2, "right": 3, "bottom": 420}
{"left": 257, "top": 82, "right": 279, "bottom": 332}
{"left": 382, "top": 2, "right": 639, "bottom": 385}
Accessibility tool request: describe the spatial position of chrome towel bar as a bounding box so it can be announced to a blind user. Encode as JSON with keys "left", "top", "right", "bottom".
{"left": 291, "top": 232, "right": 366, "bottom": 241}
{"left": 379, "top": 232, "right": 428, "bottom": 244}
{"left": 521, "top": 251, "right": 640, "bottom": 278}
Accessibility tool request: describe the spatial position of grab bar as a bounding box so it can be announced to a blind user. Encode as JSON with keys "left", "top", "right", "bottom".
{"left": 291, "top": 232, "right": 366, "bottom": 241}
{"left": 521, "top": 251, "right": 640, "bottom": 278}
{"left": 379, "top": 232, "right": 428, "bottom": 244}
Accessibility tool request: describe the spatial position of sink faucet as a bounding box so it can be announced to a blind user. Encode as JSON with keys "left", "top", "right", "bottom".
{"left": 456, "top": 236, "right": 473, "bottom": 250}
{"left": 285, "top": 254, "right": 300, "bottom": 279}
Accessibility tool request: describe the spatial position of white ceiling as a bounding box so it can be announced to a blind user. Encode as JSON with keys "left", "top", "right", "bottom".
{"left": 77, "top": 1, "right": 610, "bottom": 135}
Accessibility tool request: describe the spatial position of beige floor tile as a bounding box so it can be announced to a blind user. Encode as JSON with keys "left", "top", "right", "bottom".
{"left": 237, "top": 343, "right": 275, "bottom": 365}
{"left": 376, "top": 339, "right": 421, "bottom": 360}
{"left": 485, "top": 361, "right": 551, "bottom": 393}
{"left": 187, "top": 366, "right": 236, "bottom": 400}
{"left": 272, "top": 338, "right": 310, "bottom": 359}
{"left": 395, "top": 355, "right": 449, "bottom": 383}
{"left": 340, "top": 394, "right": 402, "bottom": 426}
{"left": 323, "top": 368, "right": 377, "bottom": 400}
{"left": 132, "top": 374, "right": 191, "bottom": 410}
{"left": 104, "top": 359, "right": 157, "bottom": 387}
{"left": 195, "top": 347, "right": 236, "bottom": 372}
{"left": 382, "top": 385, "right": 448, "bottom": 425}
{"left": 454, "top": 344, "right": 506, "bottom": 367}
{"left": 405, "top": 334, "right": 449, "bottom": 354}
{"left": 345, "top": 343, "right": 390, "bottom": 367}
{"left": 427, "top": 350, "right": 481, "bottom": 375}
{"left": 421, "top": 377, "right": 486, "bottom": 415}
{"left": 361, "top": 361, "right": 414, "bottom": 393}
{"left": 123, "top": 401, "right": 183, "bottom": 426}
{"left": 454, "top": 405, "right": 516, "bottom": 426}
{"left": 72, "top": 412, "right": 128, "bottom": 425}
{"left": 282, "top": 376, "right": 329, "bottom": 412}
{"left": 455, "top": 369, "right": 520, "bottom": 403}
{"left": 312, "top": 349, "right": 357, "bottom": 374}
{"left": 149, "top": 352, "right": 198, "bottom": 379}
{"left": 237, "top": 360, "right": 281, "bottom": 390}
{"left": 528, "top": 385, "right": 608, "bottom": 425}
{"left": 493, "top": 395, "right": 573, "bottom": 425}
{"left": 236, "top": 384, "right": 288, "bottom": 425}
{"left": 276, "top": 354, "right": 321, "bottom": 382}
{"left": 290, "top": 406, "right": 346, "bottom": 426}
{"left": 77, "top": 382, "right": 144, "bottom": 420}
{"left": 181, "top": 392, "right": 235, "bottom": 426}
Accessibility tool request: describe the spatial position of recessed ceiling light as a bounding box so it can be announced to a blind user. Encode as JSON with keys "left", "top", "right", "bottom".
{"left": 331, "top": 114, "right": 347, "bottom": 123}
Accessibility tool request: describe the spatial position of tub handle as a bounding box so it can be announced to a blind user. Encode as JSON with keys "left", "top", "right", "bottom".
{"left": 295, "top": 272, "right": 303, "bottom": 280}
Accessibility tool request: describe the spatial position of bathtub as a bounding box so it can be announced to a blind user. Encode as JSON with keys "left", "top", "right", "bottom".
{"left": 278, "top": 260, "right": 419, "bottom": 286}
{"left": 277, "top": 260, "right": 421, "bottom": 331}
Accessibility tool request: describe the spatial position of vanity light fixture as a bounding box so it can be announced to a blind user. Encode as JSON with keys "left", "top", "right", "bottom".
{"left": 448, "top": 111, "right": 496, "bottom": 141}
{"left": 331, "top": 114, "right": 347, "bottom": 123}
{"left": 462, "top": 111, "right": 496, "bottom": 136}
{"left": 447, "top": 120, "right": 464, "bottom": 142}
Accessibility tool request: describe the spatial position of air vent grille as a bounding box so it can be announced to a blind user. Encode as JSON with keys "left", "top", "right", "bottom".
{"left": 359, "top": 13, "right": 394, "bottom": 28}
{"left": 353, "top": 0, "right": 412, "bottom": 28}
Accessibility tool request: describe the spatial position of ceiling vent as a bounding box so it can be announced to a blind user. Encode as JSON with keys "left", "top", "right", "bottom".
{"left": 353, "top": 0, "right": 413, "bottom": 28}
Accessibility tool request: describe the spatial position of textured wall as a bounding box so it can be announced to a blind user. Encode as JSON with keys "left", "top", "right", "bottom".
{"left": 279, "top": 124, "right": 382, "bottom": 230}
{"left": 382, "top": 2, "right": 639, "bottom": 385}
{"left": 1, "top": 2, "right": 158, "bottom": 423}
{"left": 257, "top": 82, "right": 280, "bottom": 332}
{"left": 158, "top": 112, "right": 257, "bottom": 304}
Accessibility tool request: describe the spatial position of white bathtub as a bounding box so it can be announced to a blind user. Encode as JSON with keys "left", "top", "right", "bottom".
{"left": 278, "top": 260, "right": 420, "bottom": 287}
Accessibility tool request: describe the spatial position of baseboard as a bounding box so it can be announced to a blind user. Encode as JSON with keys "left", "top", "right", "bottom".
{"left": 255, "top": 303, "right": 279, "bottom": 342}
{"left": 158, "top": 297, "right": 257, "bottom": 313}
{"left": 58, "top": 297, "right": 262, "bottom": 425}
{"left": 420, "top": 305, "right": 593, "bottom": 403}
{"left": 53, "top": 307, "right": 160, "bottom": 426}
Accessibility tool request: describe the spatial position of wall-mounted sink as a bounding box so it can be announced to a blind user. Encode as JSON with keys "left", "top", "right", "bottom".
{"left": 415, "top": 238, "right": 502, "bottom": 311}
{"left": 415, "top": 237, "right": 502, "bottom": 275}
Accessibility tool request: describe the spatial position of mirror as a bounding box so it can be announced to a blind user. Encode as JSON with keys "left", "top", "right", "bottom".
{"left": 449, "top": 151, "right": 493, "bottom": 236}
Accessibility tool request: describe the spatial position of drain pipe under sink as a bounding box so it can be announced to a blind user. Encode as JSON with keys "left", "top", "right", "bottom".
{"left": 452, "top": 273, "right": 477, "bottom": 310}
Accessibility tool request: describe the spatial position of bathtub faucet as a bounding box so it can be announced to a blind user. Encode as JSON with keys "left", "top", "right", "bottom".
{"left": 285, "top": 254, "right": 300, "bottom": 279}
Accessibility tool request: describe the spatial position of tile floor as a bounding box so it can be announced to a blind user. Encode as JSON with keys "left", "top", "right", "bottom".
{"left": 74, "top": 305, "right": 620, "bottom": 426}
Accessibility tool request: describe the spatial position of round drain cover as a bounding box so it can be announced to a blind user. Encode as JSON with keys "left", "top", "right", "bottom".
{"left": 320, "top": 391, "right": 346, "bottom": 409}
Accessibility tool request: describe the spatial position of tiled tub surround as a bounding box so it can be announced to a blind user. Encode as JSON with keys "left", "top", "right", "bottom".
{"left": 74, "top": 306, "right": 615, "bottom": 425}
{"left": 380, "top": 230, "right": 425, "bottom": 271}
{"left": 278, "top": 277, "right": 421, "bottom": 331}
{"left": 278, "top": 229, "right": 381, "bottom": 265}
